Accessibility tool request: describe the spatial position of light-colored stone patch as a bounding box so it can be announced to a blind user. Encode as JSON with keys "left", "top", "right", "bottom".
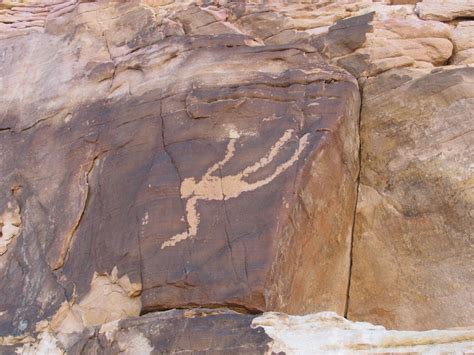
{"left": 98, "top": 319, "right": 154, "bottom": 354}
{"left": 161, "top": 129, "right": 309, "bottom": 249}
{"left": 252, "top": 312, "right": 474, "bottom": 354}
{"left": 0, "top": 202, "right": 21, "bottom": 256}
{"left": 416, "top": 0, "right": 474, "bottom": 21}
{"left": 0, "top": 335, "right": 34, "bottom": 347}
{"left": 99, "top": 319, "right": 121, "bottom": 341}
{"left": 116, "top": 329, "right": 154, "bottom": 355}
{"left": 451, "top": 21, "right": 474, "bottom": 65}
{"left": 14, "top": 331, "right": 64, "bottom": 355}
{"left": 49, "top": 267, "right": 141, "bottom": 334}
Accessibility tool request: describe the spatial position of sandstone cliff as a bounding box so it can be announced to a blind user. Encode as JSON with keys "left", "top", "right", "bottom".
{"left": 0, "top": 0, "right": 472, "bottom": 353}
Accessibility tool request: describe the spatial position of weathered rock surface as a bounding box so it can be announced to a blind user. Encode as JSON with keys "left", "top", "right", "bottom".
{"left": 315, "top": 5, "right": 455, "bottom": 78}
{"left": 0, "top": 0, "right": 77, "bottom": 39}
{"left": 0, "top": 0, "right": 473, "bottom": 351}
{"left": 349, "top": 66, "right": 474, "bottom": 330}
{"left": 6, "top": 309, "right": 474, "bottom": 354}
{"left": 0, "top": 0, "right": 360, "bottom": 338}
{"left": 416, "top": 0, "right": 474, "bottom": 21}
{"left": 451, "top": 21, "right": 474, "bottom": 65}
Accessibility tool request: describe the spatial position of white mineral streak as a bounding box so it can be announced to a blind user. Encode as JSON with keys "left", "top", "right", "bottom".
{"left": 161, "top": 129, "right": 310, "bottom": 249}
{"left": 14, "top": 332, "right": 64, "bottom": 355}
{"left": 252, "top": 312, "right": 474, "bottom": 354}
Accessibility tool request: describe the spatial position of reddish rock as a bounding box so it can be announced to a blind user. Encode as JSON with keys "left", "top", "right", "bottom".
{"left": 0, "top": 0, "right": 473, "bottom": 344}
{"left": 349, "top": 66, "right": 474, "bottom": 330}
{"left": 0, "top": 0, "right": 360, "bottom": 337}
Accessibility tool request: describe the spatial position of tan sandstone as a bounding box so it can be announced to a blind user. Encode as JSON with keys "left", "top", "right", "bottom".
{"left": 349, "top": 65, "right": 474, "bottom": 330}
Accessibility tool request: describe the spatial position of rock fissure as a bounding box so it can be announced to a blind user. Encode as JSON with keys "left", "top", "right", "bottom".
{"left": 344, "top": 80, "right": 363, "bottom": 319}
{"left": 53, "top": 153, "right": 104, "bottom": 271}
{"left": 1, "top": 0, "right": 473, "bottom": 351}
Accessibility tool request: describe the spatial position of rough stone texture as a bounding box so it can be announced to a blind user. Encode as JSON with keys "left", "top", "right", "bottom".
{"left": 66, "top": 309, "right": 272, "bottom": 354}
{"left": 0, "top": 0, "right": 473, "bottom": 351}
{"left": 322, "top": 6, "right": 453, "bottom": 78}
{"left": 230, "top": 2, "right": 454, "bottom": 78}
{"left": 349, "top": 66, "right": 474, "bottom": 330}
{"left": 0, "top": 0, "right": 77, "bottom": 39}
{"left": 0, "top": 0, "right": 360, "bottom": 338}
{"left": 416, "top": 0, "right": 474, "bottom": 21}
{"left": 450, "top": 21, "right": 474, "bottom": 65}
{"left": 0, "top": 199, "right": 20, "bottom": 256}
{"left": 6, "top": 309, "right": 474, "bottom": 354}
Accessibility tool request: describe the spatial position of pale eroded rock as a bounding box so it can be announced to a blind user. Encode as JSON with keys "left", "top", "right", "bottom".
{"left": 451, "top": 21, "right": 474, "bottom": 64}
{"left": 325, "top": 5, "right": 454, "bottom": 77}
{"left": 9, "top": 309, "right": 474, "bottom": 354}
{"left": 349, "top": 66, "right": 474, "bottom": 330}
{"left": 0, "top": 201, "right": 20, "bottom": 256}
{"left": 416, "top": 0, "right": 474, "bottom": 21}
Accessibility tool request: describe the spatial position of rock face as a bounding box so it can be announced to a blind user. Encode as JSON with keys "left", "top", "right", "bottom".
{"left": 451, "top": 21, "right": 474, "bottom": 65}
{"left": 7, "top": 309, "right": 474, "bottom": 354}
{"left": 324, "top": 7, "right": 454, "bottom": 77}
{"left": 416, "top": 0, "right": 474, "bottom": 21}
{"left": 0, "top": 0, "right": 473, "bottom": 352}
{"left": 349, "top": 66, "right": 474, "bottom": 330}
{"left": 0, "top": 0, "right": 360, "bottom": 337}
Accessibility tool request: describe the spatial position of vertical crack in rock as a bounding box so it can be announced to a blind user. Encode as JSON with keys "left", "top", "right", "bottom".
{"left": 53, "top": 155, "right": 100, "bottom": 271}
{"left": 344, "top": 82, "right": 363, "bottom": 319}
{"left": 159, "top": 104, "right": 192, "bottom": 240}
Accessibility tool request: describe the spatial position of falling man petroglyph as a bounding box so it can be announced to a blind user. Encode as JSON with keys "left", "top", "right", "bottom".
{"left": 161, "top": 129, "right": 310, "bottom": 249}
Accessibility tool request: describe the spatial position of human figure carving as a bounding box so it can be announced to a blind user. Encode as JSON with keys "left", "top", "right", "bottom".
{"left": 161, "top": 129, "right": 310, "bottom": 249}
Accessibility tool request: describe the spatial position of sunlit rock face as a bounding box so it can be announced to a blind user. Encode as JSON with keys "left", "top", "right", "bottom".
{"left": 415, "top": 0, "right": 474, "bottom": 21}
{"left": 350, "top": 66, "right": 474, "bottom": 330}
{"left": 0, "top": 0, "right": 360, "bottom": 337}
{"left": 9, "top": 310, "right": 474, "bottom": 354}
{"left": 450, "top": 21, "right": 474, "bottom": 65}
{"left": 0, "top": 0, "right": 473, "bottom": 353}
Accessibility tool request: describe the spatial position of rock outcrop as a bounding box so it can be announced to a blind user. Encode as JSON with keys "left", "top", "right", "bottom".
{"left": 1, "top": 0, "right": 360, "bottom": 337}
{"left": 416, "top": 0, "right": 474, "bottom": 21}
{"left": 451, "top": 21, "right": 474, "bottom": 65}
{"left": 6, "top": 309, "right": 474, "bottom": 354}
{"left": 349, "top": 66, "right": 474, "bottom": 330}
{"left": 0, "top": 0, "right": 473, "bottom": 353}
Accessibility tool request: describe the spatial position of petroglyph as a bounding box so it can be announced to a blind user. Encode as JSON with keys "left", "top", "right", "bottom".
{"left": 161, "top": 129, "right": 310, "bottom": 249}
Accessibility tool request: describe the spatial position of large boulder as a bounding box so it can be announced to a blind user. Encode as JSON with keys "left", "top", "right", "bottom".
{"left": 416, "top": 0, "right": 474, "bottom": 21}
{"left": 450, "top": 21, "right": 474, "bottom": 65}
{"left": 0, "top": 1, "right": 360, "bottom": 336}
{"left": 349, "top": 66, "right": 474, "bottom": 330}
{"left": 7, "top": 309, "right": 474, "bottom": 354}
